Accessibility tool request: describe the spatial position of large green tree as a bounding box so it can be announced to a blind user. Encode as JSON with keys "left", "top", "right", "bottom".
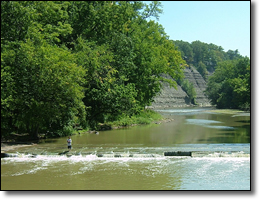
{"left": 66, "top": 1, "right": 185, "bottom": 127}
{"left": 128, "top": 17, "right": 185, "bottom": 108}
{"left": 1, "top": 1, "right": 85, "bottom": 138}
{"left": 1, "top": 1, "right": 186, "bottom": 135}
{"left": 205, "top": 57, "right": 250, "bottom": 109}
{"left": 1, "top": 40, "right": 86, "bottom": 138}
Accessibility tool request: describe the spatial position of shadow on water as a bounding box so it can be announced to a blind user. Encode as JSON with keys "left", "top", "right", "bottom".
{"left": 38, "top": 139, "right": 59, "bottom": 144}
{"left": 58, "top": 150, "right": 70, "bottom": 155}
{"left": 218, "top": 132, "right": 235, "bottom": 136}
{"left": 238, "top": 124, "right": 250, "bottom": 130}
{"left": 232, "top": 124, "right": 250, "bottom": 136}
{"left": 204, "top": 126, "right": 250, "bottom": 143}
{"left": 235, "top": 120, "right": 251, "bottom": 123}
{"left": 196, "top": 124, "right": 250, "bottom": 144}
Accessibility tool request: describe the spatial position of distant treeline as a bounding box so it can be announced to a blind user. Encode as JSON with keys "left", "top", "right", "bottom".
{"left": 173, "top": 40, "right": 245, "bottom": 79}
{"left": 173, "top": 40, "right": 250, "bottom": 110}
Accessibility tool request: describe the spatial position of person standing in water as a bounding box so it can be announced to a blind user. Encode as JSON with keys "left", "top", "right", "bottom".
{"left": 67, "top": 136, "right": 72, "bottom": 151}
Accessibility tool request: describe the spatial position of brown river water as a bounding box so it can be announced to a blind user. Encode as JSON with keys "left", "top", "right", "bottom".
{"left": 1, "top": 107, "right": 250, "bottom": 190}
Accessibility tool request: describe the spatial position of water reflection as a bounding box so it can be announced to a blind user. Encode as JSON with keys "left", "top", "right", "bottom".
{"left": 185, "top": 119, "right": 236, "bottom": 130}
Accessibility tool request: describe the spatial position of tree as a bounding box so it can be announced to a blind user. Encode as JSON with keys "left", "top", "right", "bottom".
{"left": 179, "top": 79, "right": 196, "bottom": 104}
{"left": 205, "top": 57, "right": 250, "bottom": 109}
{"left": 197, "top": 61, "right": 208, "bottom": 80}
{"left": 129, "top": 19, "right": 185, "bottom": 108}
{"left": 1, "top": 1, "right": 32, "bottom": 43}
{"left": 1, "top": 1, "right": 85, "bottom": 138}
{"left": 173, "top": 40, "right": 244, "bottom": 80}
{"left": 226, "top": 49, "right": 242, "bottom": 60}
{"left": 173, "top": 40, "right": 194, "bottom": 64}
{"left": 1, "top": 40, "right": 86, "bottom": 138}
{"left": 1, "top": 1, "right": 187, "bottom": 136}
{"left": 69, "top": 1, "right": 185, "bottom": 125}
{"left": 74, "top": 37, "right": 140, "bottom": 129}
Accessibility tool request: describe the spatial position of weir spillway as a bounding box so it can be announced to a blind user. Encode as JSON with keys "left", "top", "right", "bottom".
{"left": 1, "top": 151, "right": 250, "bottom": 159}
{"left": 1, "top": 143, "right": 250, "bottom": 159}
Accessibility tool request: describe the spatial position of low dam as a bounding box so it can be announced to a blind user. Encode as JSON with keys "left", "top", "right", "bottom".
{"left": 2, "top": 149, "right": 250, "bottom": 159}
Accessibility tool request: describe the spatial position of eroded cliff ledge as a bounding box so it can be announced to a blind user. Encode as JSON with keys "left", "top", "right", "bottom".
{"left": 148, "top": 66, "right": 211, "bottom": 109}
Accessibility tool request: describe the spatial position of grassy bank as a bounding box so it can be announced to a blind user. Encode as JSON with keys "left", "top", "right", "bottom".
{"left": 105, "top": 109, "right": 164, "bottom": 128}
{"left": 73, "top": 109, "right": 165, "bottom": 132}
{"left": 70, "top": 109, "right": 164, "bottom": 133}
{"left": 2, "top": 110, "right": 164, "bottom": 142}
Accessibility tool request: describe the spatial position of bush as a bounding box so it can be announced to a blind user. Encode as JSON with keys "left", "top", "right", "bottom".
{"left": 178, "top": 79, "right": 197, "bottom": 104}
{"left": 118, "top": 115, "right": 134, "bottom": 126}
{"left": 104, "top": 109, "right": 163, "bottom": 128}
{"left": 55, "top": 125, "right": 74, "bottom": 137}
{"left": 135, "top": 117, "right": 151, "bottom": 124}
{"left": 239, "top": 102, "right": 250, "bottom": 111}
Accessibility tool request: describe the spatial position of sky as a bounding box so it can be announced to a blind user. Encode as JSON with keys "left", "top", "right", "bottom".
{"left": 148, "top": 1, "right": 250, "bottom": 57}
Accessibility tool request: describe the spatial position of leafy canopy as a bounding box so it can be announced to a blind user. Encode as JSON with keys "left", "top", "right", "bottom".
{"left": 1, "top": 1, "right": 185, "bottom": 136}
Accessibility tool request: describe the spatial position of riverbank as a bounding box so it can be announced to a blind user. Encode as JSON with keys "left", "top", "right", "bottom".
{"left": 1, "top": 142, "right": 37, "bottom": 153}
{"left": 0, "top": 118, "right": 174, "bottom": 153}
{"left": 1, "top": 110, "right": 173, "bottom": 151}
{"left": 95, "top": 109, "right": 173, "bottom": 131}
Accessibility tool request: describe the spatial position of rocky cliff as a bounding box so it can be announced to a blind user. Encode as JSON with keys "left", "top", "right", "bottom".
{"left": 148, "top": 66, "right": 211, "bottom": 109}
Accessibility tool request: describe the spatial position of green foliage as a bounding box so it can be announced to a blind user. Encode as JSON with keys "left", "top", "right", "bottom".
{"left": 116, "top": 114, "right": 135, "bottom": 127}
{"left": 129, "top": 20, "right": 185, "bottom": 107}
{"left": 135, "top": 109, "right": 163, "bottom": 123}
{"left": 174, "top": 40, "right": 194, "bottom": 63}
{"left": 179, "top": 79, "right": 197, "bottom": 104}
{"left": 197, "top": 61, "right": 208, "bottom": 80}
{"left": 173, "top": 40, "right": 243, "bottom": 78}
{"left": 1, "top": 1, "right": 185, "bottom": 138}
{"left": 174, "top": 40, "right": 250, "bottom": 109}
{"left": 1, "top": 40, "right": 86, "bottom": 138}
{"left": 2, "top": 1, "right": 249, "bottom": 140}
{"left": 107, "top": 109, "right": 163, "bottom": 128}
{"left": 69, "top": 1, "right": 185, "bottom": 128}
{"left": 205, "top": 57, "right": 250, "bottom": 109}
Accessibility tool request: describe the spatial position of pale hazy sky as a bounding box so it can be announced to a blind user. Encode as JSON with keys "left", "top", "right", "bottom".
{"left": 147, "top": 1, "right": 250, "bottom": 57}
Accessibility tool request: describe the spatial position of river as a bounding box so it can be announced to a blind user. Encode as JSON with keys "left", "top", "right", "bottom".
{"left": 1, "top": 107, "right": 250, "bottom": 190}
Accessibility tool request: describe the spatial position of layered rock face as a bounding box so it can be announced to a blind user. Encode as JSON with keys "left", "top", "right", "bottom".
{"left": 148, "top": 66, "right": 211, "bottom": 109}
